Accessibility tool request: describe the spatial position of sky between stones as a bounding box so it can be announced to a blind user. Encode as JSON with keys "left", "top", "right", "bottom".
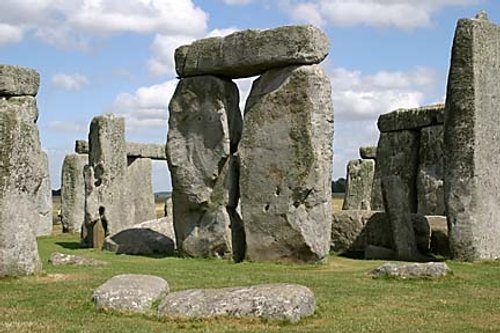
{"left": 0, "top": 0, "right": 496, "bottom": 191}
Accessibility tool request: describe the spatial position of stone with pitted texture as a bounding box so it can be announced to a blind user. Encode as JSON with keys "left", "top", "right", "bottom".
{"left": 175, "top": 25, "right": 329, "bottom": 79}
{"left": 35, "top": 151, "right": 53, "bottom": 236}
{"left": 93, "top": 274, "right": 169, "bottom": 313}
{"left": 444, "top": 17, "right": 500, "bottom": 261}
{"left": 0, "top": 65, "right": 40, "bottom": 96}
{"left": 342, "top": 159, "right": 375, "bottom": 210}
{"left": 239, "top": 64, "right": 333, "bottom": 263}
{"left": 359, "top": 146, "right": 377, "bottom": 160}
{"left": 377, "top": 104, "right": 444, "bottom": 133}
{"left": 127, "top": 157, "right": 156, "bottom": 225}
{"left": 369, "top": 262, "right": 450, "bottom": 279}
{"left": 167, "top": 76, "right": 242, "bottom": 258}
{"left": 157, "top": 284, "right": 315, "bottom": 323}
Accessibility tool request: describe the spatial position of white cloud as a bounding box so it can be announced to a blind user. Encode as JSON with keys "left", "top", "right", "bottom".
{"left": 281, "top": 0, "right": 477, "bottom": 29}
{"left": 0, "top": 23, "right": 24, "bottom": 45}
{"left": 52, "top": 73, "right": 89, "bottom": 91}
{"left": 112, "top": 79, "right": 178, "bottom": 131}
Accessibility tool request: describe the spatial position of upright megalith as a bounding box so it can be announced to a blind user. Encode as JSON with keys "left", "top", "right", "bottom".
{"left": 444, "top": 14, "right": 500, "bottom": 260}
{"left": 175, "top": 25, "right": 329, "bottom": 79}
{"left": 342, "top": 159, "right": 375, "bottom": 210}
{"left": 239, "top": 64, "right": 333, "bottom": 263}
{"left": 0, "top": 65, "right": 43, "bottom": 276}
{"left": 61, "top": 153, "right": 88, "bottom": 233}
{"left": 166, "top": 76, "right": 242, "bottom": 257}
{"left": 35, "top": 151, "right": 53, "bottom": 236}
{"left": 82, "top": 114, "right": 132, "bottom": 247}
{"left": 127, "top": 157, "right": 156, "bottom": 224}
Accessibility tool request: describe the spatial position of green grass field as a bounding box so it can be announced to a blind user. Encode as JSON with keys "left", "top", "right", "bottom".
{"left": 2, "top": 233, "right": 500, "bottom": 332}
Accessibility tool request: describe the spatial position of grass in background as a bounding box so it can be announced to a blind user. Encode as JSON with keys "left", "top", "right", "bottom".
{"left": 1, "top": 234, "right": 500, "bottom": 332}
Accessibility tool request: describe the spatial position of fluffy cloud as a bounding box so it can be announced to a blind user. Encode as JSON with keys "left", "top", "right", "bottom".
{"left": 281, "top": 0, "right": 477, "bottom": 29}
{"left": 0, "top": 23, "right": 24, "bottom": 45}
{"left": 0, "top": 0, "right": 208, "bottom": 49}
{"left": 112, "top": 79, "right": 178, "bottom": 131}
{"left": 52, "top": 73, "right": 89, "bottom": 91}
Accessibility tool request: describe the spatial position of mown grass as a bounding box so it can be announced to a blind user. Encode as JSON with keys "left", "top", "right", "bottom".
{"left": 2, "top": 233, "right": 500, "bottom": 333}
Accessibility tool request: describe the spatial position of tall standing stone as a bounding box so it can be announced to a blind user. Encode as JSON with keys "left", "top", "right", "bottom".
{"left": 239, "top": 64, "right": 333, "bottom": 263}
{"left": 127, "top": 157, "right": 156, "bottom": 224}
{"left": 35, "top": 151, "right": 53, "bottom": 236}
{"left": 61, "top": 153, "right": 88, "bottom": 233}
{"left": 342, "top": 159, "right": 375, "bottom": 210}
{"left": 166, "top": 76, "right": 242, "bottom": 257}
{"left": 0, "top": 65, "right": 42, "bottom": 276}
{"left": 444, "top": 16, "right": 500, "bottom": 260}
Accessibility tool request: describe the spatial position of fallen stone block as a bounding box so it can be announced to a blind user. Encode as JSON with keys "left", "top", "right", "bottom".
{"left": 93, "top": 274, "right": 169, "bottom": 313}
{"left": 48, "top": 252, "right": 106, "bottom": 266}
{"left": 157, "top": 284, "right": 315, "bottom": 323}
{"left": 368, "top": 262, "right": 450, "bottom": 279}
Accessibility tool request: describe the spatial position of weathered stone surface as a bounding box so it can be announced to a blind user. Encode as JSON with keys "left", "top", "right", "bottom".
{"left": 175, "top": 25, "right": 329, "bottom": 79}
{"left": 417, "top": 125, "right": 445, "bottom": 215}
{"left": 126, "top": 143, "right": 167, "bottom": 160}
{"left": 0, "top": 96, "right": 38, "bottom": 123}
{"left": 103, "top": 217, "right": 175, "bottom": 255}
{"left": 239, "top": 64, "right": 333, "bottom": 263}
{"left": 370, "top": 165, "right": 384, "bottom": 211}
{"left": 342, "top": 159, "right": 375, "bottom": 210}
{"left": 427, "top": 216, "right": 450, "bottom": 257}
{"left": 331, "top": 210, "right": 431, "bottom": 256}
{"left": 167, "top": 76, "right": 242, "bottom": 258}
{"left": 377, "top": 104, "right": 444, "bottom": 133}
{"left": 127, "top": 157, "right": 156, "bottom": 225}
{"left": 82, "top": 114, "right": 131, "bottom": 247}
{"left": 444, "top": 17, "right": 500, "bottom": 261}
{"left": 382, "top": 176, "right": 420, "bottom": 261}
{"left": 61, "top": 153, "right": 87, "bottom": 233}
{"left": 35, "top": 151, "right": 52, "bottom": 236}
{"left": 0, "top": 108, "right": 42, "bottom": 276}
{"left": 74, "top": 139, "right": 89, "bottom": 154}
{"left": 359, "top": 146, "right": 377, "bottom": 159}
{"left": 376, "top": 130, "right": 420, "bottom": 213}
{"left": 0, "top": 65, "right": 40, "bottom": 96}
{"left": 368, "top": 262, "right": 450, "bottom": 279}
{"left": 158, "top": 284, "right": 315, "bottom": 323}
{"left": 48, "top": 252, "right": 106, "bottom": 266}
{"left": 164, "top": 197, "right": 173, "bottom": 217}
{"left": 93, "top": 274, "right": 169, "bottom": 313}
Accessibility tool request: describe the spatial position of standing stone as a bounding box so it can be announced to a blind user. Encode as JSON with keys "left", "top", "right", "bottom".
{"left": 444, "top": 16, "right": 500, "bottom": 260}
{"left": 82, "top": 114, "right": 132, "bottom": 247}
{"left": 61, "top": 153, "right": 88, "bottom": 233}
{"left": 0, "top": 94, "right": 42, "bottom": 276}
{"left": 376, "top": 130, "right": 420, "bottom": 213}
{"left": 359, "top": 146, "right": 377, "bottom": 160}
{"left": 35, "top": 151, "right": 53, "bottom": 236}
{"left": 417, "top": 125, "right": 445, "bottom": 215}
{"left": 239, "top": 64, "right": 333, "bottom": 263}
{"left": 166, "top": 76, "right": 242, "bottom": 257}
{"left": 175, "top": 25, "right": 329, "bottom": 79}
{"left": 382, "top": 175, "right": 420, "bottom": 261}
{"left": 342, "top": 159, "right": 375, "bottom": 210}
{"left": 127, "top": 157, "right": 156, "bottom": 224}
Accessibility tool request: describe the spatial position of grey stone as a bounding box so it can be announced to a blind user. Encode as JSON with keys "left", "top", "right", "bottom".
{"left": 382, "top": 176, "right": 420, "bottom": 261}
{"left": 417, "top": 125, "right": 445, "bottom": 215}
{"left": 157, "top": 284, "right": 315, "bottom": 323}
{"left": 175, "top": 25, "right": 329, "bottom": 79}
{"left": 377, "top": 104, "right": 444, "bottom": 133}
{"left": 239, "top": 64, "right": 333, "bottom": 263}
{"left": 93, "top": 274, "right": 169, "bottom": 313}
{"left": 103, "top": 217, "right": 175, "bottom": 255}
{"left": 74, "top": 139, "right": 89, "bottom": 154}
{"left": 163, "top": 197, "right": 173, "bottom": 217}
{"left": 376, "top": 130, "right": 420, "bottom": 213}
{"left": 166, "top": 76, "right": 242, "bottom": 258}
{"left": 370, "top": 165, "right": 384, "bottom": 211}
{"left": 76, "top": 140, "right": 167, "bottom": 160}
{"left": 368, "top": 262, "right": 450, "bottom": 279}
{"left": 48, "top": 252, "right": 106, "bottom": 266}
{"left": 342, "top": 159, "right": 375, "bottom": 210}
{"left": 444, "top": 18, "right": 500, "bottom": 261}
{"left": 35, "top": 151, "right": 52, "bottom": 237}
{"left": 0, "top": 107, "right": 42, "bottom": 277}
{"left": 126, "top": 157, "right": 156, "bottom": 225}
{"left": 0, "top": 65, "right": 40, "bottom": 96}
{"left": 61, "top": 153, "right": 88, "bottom": 233}
{"left": 0, "top": 96, "right": 38, "bottom": 123}
{"left": 427, "top": 215, "right": 450, "bottom": 257}
{"left": 359, "top": 146, "right": 377, "bottom": 159}
{"left": 364, "top": 245, "right": 396, "bottom": 260}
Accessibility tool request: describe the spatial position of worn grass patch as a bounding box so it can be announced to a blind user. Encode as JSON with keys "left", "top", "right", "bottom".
{"left": 2, "top": 234, "right": 500, "bottom": 332}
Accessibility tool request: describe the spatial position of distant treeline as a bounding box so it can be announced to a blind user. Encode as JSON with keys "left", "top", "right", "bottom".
{"left": 332, "top": 178, "right": 346, "bottom": 193}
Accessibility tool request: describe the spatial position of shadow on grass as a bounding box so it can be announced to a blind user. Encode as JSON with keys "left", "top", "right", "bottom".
{"left": 55, "top": 242, "right": 81, "bottom": 250}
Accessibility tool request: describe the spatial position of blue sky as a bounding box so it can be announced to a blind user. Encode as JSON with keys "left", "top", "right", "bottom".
{"left": 0, "top": 0, "right": 497, "bottom": 191}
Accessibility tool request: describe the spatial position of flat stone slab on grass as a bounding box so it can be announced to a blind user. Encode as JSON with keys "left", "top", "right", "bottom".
{"left": 93, "top": 274, "right": 169, "bottom": 313}
{"left": 48, "top": 252, "right": 107, "bottom": 266}
{"left": 369, "top": 262, "right": 450, "bottom": 279}
{"left": 158, "top": 283, "right": 315, "bottom": 323}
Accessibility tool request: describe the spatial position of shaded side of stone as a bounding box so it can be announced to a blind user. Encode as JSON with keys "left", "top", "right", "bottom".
{"left": 342, "top": 159, "right": 375, "bottom": 210}
{"left": 75, "top": 139, "right": 89, "bottom": 154}
{"left": 166, "top": 76, "right": 242, "bottom": 258}
{"left": 158, "top": 284, "right": 315, "bottom": 323}
{"left": 175, "top": 25, "right": 329, "bottom": 79}
{"left": 61, "top": 153, "right": 88, "bottom": 233}
{"left": 239, "top": 64, "right": 333, "bottom": 263}
{"left": 377, "top": 104, "right": 444, "bottom": 133}
{"left": 359, "top": 146, "right": 377, "bottom": 159}
{"left": 444, "top": 18, "right": 500, "bottom": 261}
{"left": 417, "top": 125, "right": 445, "bottom": 215}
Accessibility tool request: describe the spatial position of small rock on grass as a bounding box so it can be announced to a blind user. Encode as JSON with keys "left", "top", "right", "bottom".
{"left": 48, "top": 252, "right": 107, "bottom": 266}
{"left": 368, "top": 262, "right": 450, "bottom": 279}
